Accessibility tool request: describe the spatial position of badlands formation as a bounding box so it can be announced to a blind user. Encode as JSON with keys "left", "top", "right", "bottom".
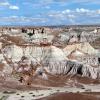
{"left": 0, "top": 26, "right": 100, "bottom": 100}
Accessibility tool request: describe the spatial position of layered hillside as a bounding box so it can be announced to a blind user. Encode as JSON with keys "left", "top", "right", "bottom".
{"left": 0, "top": 26, "right": 100, "bottom": 87}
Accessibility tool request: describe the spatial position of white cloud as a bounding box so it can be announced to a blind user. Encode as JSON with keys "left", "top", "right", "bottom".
{"left": 62, "top": 9, "right": 71, "bottom": 14}
{"left": 0, "top": 16, "right": 48, "bottom": 23}
{"left": 67, "top": 14, "right": 75, "bottom": 19}
{"left": 96, "top": 10, "right": 100, "bottom": 14}
{"left": 0, "top": 2, "right": 9, "bottom": 6}
{"left": 76, "top": 8, "right": 89, "bottom": 13}
{"left": 64, "top": 0, "right": 100, "bottom": 5}
{"left": 9, "top": 5, "right": 19, "bottom": 10}
{"left": 0, "top": 1, "right": 19, "bottom": 10}
{"left": 45, "top": 8, "right": 100, "bottom": 25}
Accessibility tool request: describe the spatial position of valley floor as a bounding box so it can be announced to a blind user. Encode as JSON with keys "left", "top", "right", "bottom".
{"left": 1, "top": 83, "right": 100, "bottom": 100}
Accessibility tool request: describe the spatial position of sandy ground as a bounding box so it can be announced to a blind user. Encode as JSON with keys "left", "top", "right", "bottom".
{"left": 0, "top": 75, "right": 100, "bottom": 100}
{"left": 1, "top": 83, "right": 100, "bottom": 100}
{"left": 39, "top": 92, "right": 100, "bottom": 100}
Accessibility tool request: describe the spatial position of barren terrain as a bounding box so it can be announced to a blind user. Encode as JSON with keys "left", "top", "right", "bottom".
{"left": 0, "top": 26, "right": 100, "bottom": 100}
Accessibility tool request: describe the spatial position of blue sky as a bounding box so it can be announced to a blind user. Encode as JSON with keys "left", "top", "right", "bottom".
{"left": 0, "top": 0, "right": 100, "bottom": 26}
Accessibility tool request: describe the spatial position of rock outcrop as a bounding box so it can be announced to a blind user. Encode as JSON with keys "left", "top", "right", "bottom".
{"left": 63, "top": 42, "right": 98, "bottom": 56}
{"left": 0, "top": 26, "right": 100, "bottom": 81}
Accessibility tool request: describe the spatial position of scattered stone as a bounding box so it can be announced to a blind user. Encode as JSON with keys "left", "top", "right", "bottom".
{"left": 85, "top": 89, "right": 92, "bottom": 92}
{"left": 29, "top": 92, "right": 33, "bottom": 94}
{"left": 32, "top": 95, "right": 35, "bottom": 97}
{"left": 21, "top": 96, "right": 25, "bottom": 98}
{"left": 3, "top": 91, "right": 16, "bottom": 94}
{"left": 81, "top": 87, "right": 85, "bottom": 89}
{"left": 16, "top": 93, "right": 20, "bottom": 95}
